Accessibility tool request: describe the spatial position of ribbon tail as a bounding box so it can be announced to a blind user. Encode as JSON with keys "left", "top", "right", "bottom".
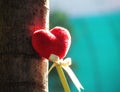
{"left": 48, "top": 63, "right": 56, "bottom": 74}
{"left": 62, "top": 66, "right": 84, "bottom": 92}
{"left": 56, "top": 66, "right": 70, "bottom": 92}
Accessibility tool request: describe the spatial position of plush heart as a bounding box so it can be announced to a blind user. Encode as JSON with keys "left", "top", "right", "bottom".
{"left": 32, "top": 26, "right": 71, "bottom": 59}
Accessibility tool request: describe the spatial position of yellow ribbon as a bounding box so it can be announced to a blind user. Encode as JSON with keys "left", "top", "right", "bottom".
{"left": 49, "top": 54, "right": 84, "bottom": 92}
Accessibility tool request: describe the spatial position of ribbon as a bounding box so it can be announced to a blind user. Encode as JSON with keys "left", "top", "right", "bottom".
{"left": 49, "top": 54, "right": 84, "bottom": 92}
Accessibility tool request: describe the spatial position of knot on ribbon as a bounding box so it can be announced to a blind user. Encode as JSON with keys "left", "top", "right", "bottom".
{"left": 49, "top": 54, "right": 71, "bottom": 67}
{"left": 48, "top": 54, "right": 84, "bottom": 92}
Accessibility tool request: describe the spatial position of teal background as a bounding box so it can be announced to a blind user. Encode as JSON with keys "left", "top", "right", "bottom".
{"left": 49, "top": 11, "right": 120, "bottom": 92}
{"left": 69, "top": 11, "right": 120, "bottom": 92}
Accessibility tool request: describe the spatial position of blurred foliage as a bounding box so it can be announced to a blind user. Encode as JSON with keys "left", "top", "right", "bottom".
{"left": 50, "top": 10, "right": 72, "bottom": 32}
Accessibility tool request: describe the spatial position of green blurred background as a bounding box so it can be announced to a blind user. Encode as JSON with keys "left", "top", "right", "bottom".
{"left": 49, "top": 0, "right": 120, "bottom": 92}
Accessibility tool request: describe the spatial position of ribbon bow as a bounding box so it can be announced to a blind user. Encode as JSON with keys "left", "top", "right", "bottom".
{"left": 49, "top": 54, "right": 84, "bottom": 92}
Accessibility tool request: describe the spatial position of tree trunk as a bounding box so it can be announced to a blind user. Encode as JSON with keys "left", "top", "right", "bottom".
{"left": 0, "top": 0, "right": 49, "bottom": 92}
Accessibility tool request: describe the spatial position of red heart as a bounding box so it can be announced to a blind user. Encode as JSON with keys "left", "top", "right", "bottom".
{"left": 32, "top": 26, "right": 71, "bottom": 59}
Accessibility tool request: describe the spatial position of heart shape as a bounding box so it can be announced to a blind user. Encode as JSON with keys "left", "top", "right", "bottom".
{"left": 32, "top": 26, "right": 71, "bottom": 59}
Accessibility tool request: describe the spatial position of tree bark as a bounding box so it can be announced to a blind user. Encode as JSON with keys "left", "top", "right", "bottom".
{"left": 0, "top": 0, "right": 49, "bottom": 92}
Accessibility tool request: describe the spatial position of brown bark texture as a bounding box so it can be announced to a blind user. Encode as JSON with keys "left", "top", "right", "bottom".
{"left": 0, "top": 0, "right": 49, "bottom": 92}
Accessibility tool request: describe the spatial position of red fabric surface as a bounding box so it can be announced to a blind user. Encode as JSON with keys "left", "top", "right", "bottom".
{"left": 32, "top": 26, "right": 71, "bottom": 59}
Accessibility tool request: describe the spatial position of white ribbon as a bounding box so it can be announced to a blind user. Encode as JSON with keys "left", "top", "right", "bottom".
{"left": 49, "top": 54, "right": 84, "bottom": 92}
